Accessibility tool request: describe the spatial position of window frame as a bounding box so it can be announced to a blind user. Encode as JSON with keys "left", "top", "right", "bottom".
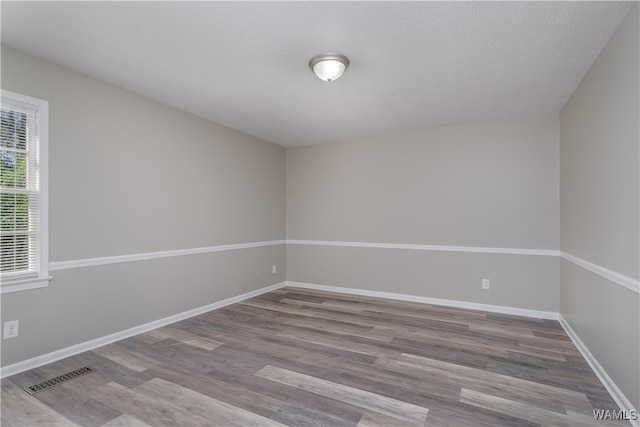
{"left": 1, "top": 89, "right": 50, "bottom": 294}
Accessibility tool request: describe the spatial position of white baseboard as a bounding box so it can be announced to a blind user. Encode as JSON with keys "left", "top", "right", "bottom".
{"left": 3, "top": 279, "right": 636, "bottom": 424}
{"left": 0, "top": 281, "right": 287, "bottom": 379}
{"left": 558, "top": 315, "right": 639, "bottom": 427}
{"left": 285, "top": 281, "right": 559, "bottom": 320}
{"left": 287, "top": 281, "right": 638, "bottom": 421}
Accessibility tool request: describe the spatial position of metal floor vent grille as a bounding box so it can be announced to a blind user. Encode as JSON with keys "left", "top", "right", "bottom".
{"left": 24, "top": 366, "right": 97, "bottom": 395}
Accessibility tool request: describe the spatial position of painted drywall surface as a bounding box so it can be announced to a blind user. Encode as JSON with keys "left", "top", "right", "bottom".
{"left": 287, "top": 115, "right": 559, "bottom": 249}
{"left": 1, "top": 47, "right": 286, "bottom": 261}
{"left": 1, "top": 245, "right": 286, "bottom": 366}
{"left": 560, "top": 5, "right": 639, "bottom": 280}
{"left": 560, "top": 260, "right": 639, "bottom": 409}
{"left": 559, "top": 4, "right": 640, "bottom": 410}
{"left": 288, "top": 245, "right": 559, "bottom": 312}
{"left": 286, "top": 116, "right": 560, "bottom": 310}
{"left": 1, "top": 47, "right": 286, "bottom": 367}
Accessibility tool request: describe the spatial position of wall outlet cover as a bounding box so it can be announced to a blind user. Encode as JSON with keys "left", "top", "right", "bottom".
{"left": 4, "top": 320, "right": 19, "bottom": 339}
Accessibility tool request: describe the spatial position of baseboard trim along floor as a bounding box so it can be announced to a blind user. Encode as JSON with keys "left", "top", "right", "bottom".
{"left": 558, "top": 314, "right": 639, "bottom": 427}
{"left": 0, "top": 281, "right": 286, "bottom": 379}
{"left": 287, "top": 281, "right": 559, "bottom": 320}
{"left": 2, "top": 280, "right": 635, "bottom": 425}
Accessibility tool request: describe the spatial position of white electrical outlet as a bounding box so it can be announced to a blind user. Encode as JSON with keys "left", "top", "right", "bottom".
{"left": 4, "top": 320, "right": 19, "bottom": 339}
{"left": 482, "top": 279, "right": 490, "bottom": 290}
{"left": 272, "top": 265, "right": 277, "bottom": 274}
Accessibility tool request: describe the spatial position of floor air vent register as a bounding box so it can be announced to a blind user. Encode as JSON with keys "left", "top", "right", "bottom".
{"left": 23, "top": 366, "right": 97, "bottom": 395}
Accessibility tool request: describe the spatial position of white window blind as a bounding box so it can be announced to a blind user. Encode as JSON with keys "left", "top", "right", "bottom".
{"left": 1, "top": 90, "right": 49, "bottom": 293}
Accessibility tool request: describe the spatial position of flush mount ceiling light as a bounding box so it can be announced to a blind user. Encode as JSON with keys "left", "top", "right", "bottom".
{"left": 309, "top": 53, "right": 350, "bottom": 82}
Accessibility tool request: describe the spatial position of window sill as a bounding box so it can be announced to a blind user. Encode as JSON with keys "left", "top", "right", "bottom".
{"left": 1, "top": 276, "right": 52, "bottom": 294}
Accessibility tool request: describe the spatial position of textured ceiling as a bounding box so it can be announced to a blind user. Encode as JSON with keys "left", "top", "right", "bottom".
{"left": 1, "top": 1, "right": 633, "bottom": 147}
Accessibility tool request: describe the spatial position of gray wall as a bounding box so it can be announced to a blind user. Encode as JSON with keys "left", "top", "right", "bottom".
{"left": 1, "top": 47, "right": 286, "bottom": 367}
{"left": 287, "top": 116, "right": 560, "bottom": 311}
{"left": 2, "top": 6, "right": 638, "bottom": 414}
{"left": 560, "top": 3, "right": 639, "bottom": 409}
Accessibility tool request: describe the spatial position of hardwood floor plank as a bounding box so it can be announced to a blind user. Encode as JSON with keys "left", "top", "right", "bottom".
{"left": 86, "top": 381, "right": 213, "bottom": 426}
{"left": 66, "top": 350, "right": 153, "bottom": 389}
{"left": 93, "top": 343, "right": 160, "bottom": 372}
{"left": 460, "top": 388, "right": 628, "bottom": 427}
{"left": 469, "top": 323, "right": 537, "bottom": 339}
{"left": 283, "top": 316, "right": 392, "bottom": 342}
{"left": 1, "top": 287, "right": 623, "bottom": 427}
{"left": 391, "top": 329, "right": 513, "bottom": 358}
{"left": 101, "top": 413, "right": 150, "bottom": 426}
{"left": 484, "top": 357, "right": 611, "bottom": 400}
{"left": 0, "top": 378, "right": 79, "bottom": 427}
{"left": 231, "top": 332, "right": 380, "bottom": 366}
{"left": 274, "top": 328, "right": 401, "bottom": 358}
{"left": 255, "top": 365, "right": 430, "bottom": 426}
{"left": 517, "top": 336, "right": 580, "bottom": 354}
{"left": 31, "top": 383, "right": 122, "bottom": 426}
{"left": 145, "top": 364, "right": 283, "bottom": 418}
{"left": 336, "top": 369, "right": 460, "bottom": 405}
{"left": 3, "top": 367, "right": 56, "bottom": 391}
{"left": 176, "top": 315, "right": 259, "bottom": 341}
{"left": 424, "top": 401, "right": 542, "bottom": 427}
{"left": 484, "top": 314, "right": 563, "bottom": 332}
{"left": 279, "top": 288, "right": 479, "bottom": 317}
{"left": 136, "top": 377, "right": 287, "bottom": 427}
{"left": 388, "top": 337, "right": 491, "bottom": 369}
{"left": 145, "top": 325, "right": 226, "bottom": 350}
{"left": 271, "top": 403, "right": 360, "bottom": 427}
{"left": 377, "top": 353, "right": 596, "bottom": 412}
{"left": 228, "top": 333, "right": 459, "bottom": 403}
{"left": 506, "top": 346, "right": 568, "bottom": 362}
{"left": 35, "top": 357, "right": 114, "bottom": 394}
{"left": 357, "top": 411, "right": 418, "bottom": 427}
{"left": 241, "top": 298, "right": 469, "bottom": 334}
{"left": 117, "top": 336, "right": 266, "bottom": 377}
{"left": 280, "top": 297, "right": 365, "bottom": 313}
{"left": 208, "top": 368, "right": 366, "bottom": 424}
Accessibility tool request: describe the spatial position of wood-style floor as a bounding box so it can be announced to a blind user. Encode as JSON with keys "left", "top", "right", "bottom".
{"left": 1, "top": 287, "right": 626, "bottom": 426}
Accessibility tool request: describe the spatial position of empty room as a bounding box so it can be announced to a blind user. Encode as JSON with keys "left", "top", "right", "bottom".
{"left": 1, "top": 1, "right": 638, "bottom": 426}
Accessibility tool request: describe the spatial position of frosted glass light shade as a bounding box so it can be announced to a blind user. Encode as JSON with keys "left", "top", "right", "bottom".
{"left": 309, "top": 53, "right": 350, "bottom": 82}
